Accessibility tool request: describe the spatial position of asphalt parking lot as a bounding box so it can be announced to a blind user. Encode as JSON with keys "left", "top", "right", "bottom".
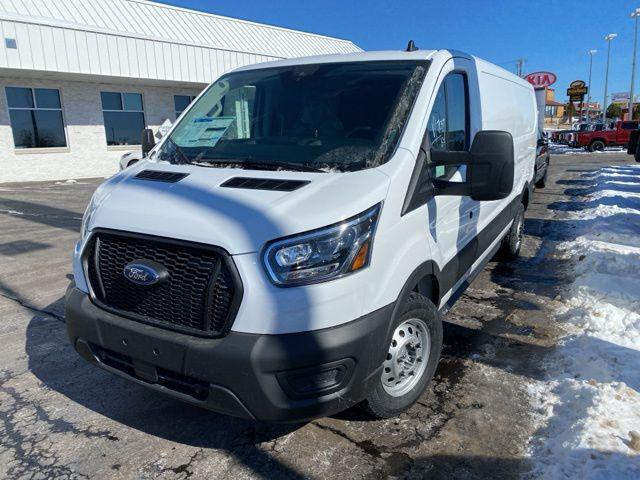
{"left": 0, "top": 152, "right": 635, "bottom": 480}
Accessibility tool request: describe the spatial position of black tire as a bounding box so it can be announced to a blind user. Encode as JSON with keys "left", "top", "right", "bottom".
{"left": 362, "top": 293, "right": 443, "bottom": 419}
{"left": 535, "top": 160, "right": 549, "bottom": 188}
{"left": 500, "top": 203, "right": 525, "bottom": 259}
{"left": 589, "top": 140, "right": 605, "bottom": 152}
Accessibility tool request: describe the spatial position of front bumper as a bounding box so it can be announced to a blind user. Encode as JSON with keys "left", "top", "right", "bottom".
{"left": 65, "top": 286, "right": 394, "bottom": 422}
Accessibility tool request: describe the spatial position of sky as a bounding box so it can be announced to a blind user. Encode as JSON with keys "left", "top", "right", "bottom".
{"left": 157, "top": 0, "right": 640, "bottom": 106}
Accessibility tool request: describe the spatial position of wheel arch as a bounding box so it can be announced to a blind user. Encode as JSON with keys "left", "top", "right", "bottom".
{"left": 395, "top": 260, "right": 442, "bottom": 312}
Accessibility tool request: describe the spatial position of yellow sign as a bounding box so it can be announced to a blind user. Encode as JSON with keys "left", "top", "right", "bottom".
{"left": 567, "top": 80, "right": 588, "bottom": 97}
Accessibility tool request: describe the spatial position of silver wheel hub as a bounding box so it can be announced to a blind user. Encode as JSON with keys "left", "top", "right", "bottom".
{"left": 382, "top": 318, "right": 430, "bottom": 397}
{"left": 515, "top": 213, "right": 524, "bottom": 249}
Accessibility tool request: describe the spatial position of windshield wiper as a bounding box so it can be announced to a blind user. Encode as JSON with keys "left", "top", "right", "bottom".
{"left": 194, "top": 158, "right": 324, "bottom": 173}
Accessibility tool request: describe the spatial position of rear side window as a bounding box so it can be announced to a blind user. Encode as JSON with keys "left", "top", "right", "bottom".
{"left": 621, "top": 121, "right": 639, "bottom": 130}
{"left": 427, "top": 72, "right": 468, "bottom": 177}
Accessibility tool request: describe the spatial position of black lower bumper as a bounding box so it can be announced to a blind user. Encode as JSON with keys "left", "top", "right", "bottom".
{"left": 65, "top": 286, "right": 394, "bottom": 422}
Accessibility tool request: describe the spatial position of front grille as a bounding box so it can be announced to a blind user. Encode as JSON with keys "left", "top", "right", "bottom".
{"left": 85, "top": 231, "right": 241, "bottom": 337}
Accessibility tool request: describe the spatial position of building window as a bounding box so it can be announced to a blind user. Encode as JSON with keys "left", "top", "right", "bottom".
{"left": 174, "top": 95, "right": 196, "bottom": 118}
{"left": 545, "top": 105, "right": 557, "bottom": 117}
{"left": 5, "top": 87, "right": 67, "bottom": 149}
{"left": 101, "top": 92, "right": 145, "bottom": 146}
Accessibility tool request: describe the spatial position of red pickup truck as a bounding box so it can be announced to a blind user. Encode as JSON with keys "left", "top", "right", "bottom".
{"left": 577, "top": 120, "right": 640, "bottom": 151}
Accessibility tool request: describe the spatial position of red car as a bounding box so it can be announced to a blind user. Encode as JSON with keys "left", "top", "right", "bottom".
{"left": 577, "top": 120, "right": 640, "bottom": 151}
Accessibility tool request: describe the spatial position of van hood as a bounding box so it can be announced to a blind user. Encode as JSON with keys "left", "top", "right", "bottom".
{"left": 86, "top": 163, "right": 390, "bottom": 255}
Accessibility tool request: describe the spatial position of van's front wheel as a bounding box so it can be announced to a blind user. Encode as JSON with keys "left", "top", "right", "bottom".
{"left": 362, "top": 293, "right": 442, "bottom": 419}
{"left": 500, "top": 203, "right": 525, "bottom": 259}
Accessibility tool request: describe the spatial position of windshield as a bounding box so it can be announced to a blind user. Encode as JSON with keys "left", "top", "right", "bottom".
{"left": 157, "top": 60, "right": 428, "bottom": 172}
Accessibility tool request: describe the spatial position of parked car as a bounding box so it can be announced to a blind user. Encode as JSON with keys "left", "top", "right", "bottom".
{"left": 66, "top": 48, "right": 537, "bottom": 422}
{"left": 550, "top": 123, "right": 606, "bottom": 148}
{"left": 535, "top": 132, "right": 550, "bottom": 188}
{"left": 119, "top": 151, "right": 143, "bottom": 170}
{"left": 549, "top": 129, "right": 573, "bottom": 145}
{"left": 577, "top": 120, "right": 640, "bottom": 151}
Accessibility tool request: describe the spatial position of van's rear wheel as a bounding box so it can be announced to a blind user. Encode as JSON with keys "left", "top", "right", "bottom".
{"left": 535, "top": 160, "right": 549, "bottom": 188}
{"left": 500, "top": 203, "right": 525, "bottom": 259}
{"left": 362, "top": 293, "right": 442, "bottom": 419}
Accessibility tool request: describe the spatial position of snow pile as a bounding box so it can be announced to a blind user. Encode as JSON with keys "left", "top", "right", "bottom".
{"left": 548, "top": 142, "right": 625, "bottom": 155}
{"left": 527, "top": 164, "right": 640, "bottom": 478}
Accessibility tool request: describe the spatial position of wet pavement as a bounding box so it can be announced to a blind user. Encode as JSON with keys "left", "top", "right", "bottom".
{"left": 0, "top": 152, "right": 635, "bottom": 479}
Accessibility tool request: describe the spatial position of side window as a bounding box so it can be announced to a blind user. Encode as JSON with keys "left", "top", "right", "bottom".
{"left": 621, "top": 121, "right": 638, "bottom": 130}
{"left": 428, "top": 86, "right": 447, "bottom": 151}
{"left": 427, "top": 72, "right": 468, "bottom": 178}
{"left": 445, "top": 74, "right": 467, "bottom": 150}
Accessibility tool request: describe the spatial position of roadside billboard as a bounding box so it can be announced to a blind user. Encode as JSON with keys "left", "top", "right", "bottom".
{"left": 611, "top": 92, "right": 630, "bottom": 103}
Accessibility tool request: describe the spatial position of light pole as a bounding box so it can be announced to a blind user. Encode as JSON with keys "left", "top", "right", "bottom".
{"left": 603, "top": 33, "right": 617, "bottom": 123}
{"left": 586, "top": 49, "right": 597, "bottom": 123}
{"left": 629, "top": 9, "right": 640, "bottom": 120}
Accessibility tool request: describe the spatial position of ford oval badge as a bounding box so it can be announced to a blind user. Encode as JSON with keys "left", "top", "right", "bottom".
{"left": 123, "top": 260, "right": 168, "bottom": 286}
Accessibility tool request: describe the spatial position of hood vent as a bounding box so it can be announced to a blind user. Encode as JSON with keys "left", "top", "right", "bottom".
{"left": 135, "top": 170, "right": 189, "bottom": 183}
{"left": 221, "top": 177, "right": 310, "bottom": 192}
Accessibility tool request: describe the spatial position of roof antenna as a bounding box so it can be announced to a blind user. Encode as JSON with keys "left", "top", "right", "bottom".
{"left": 406, "top": 40, "right": 418, "bottom": 52}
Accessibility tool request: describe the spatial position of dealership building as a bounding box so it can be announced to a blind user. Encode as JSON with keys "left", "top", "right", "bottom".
{"left": 0, "top": 0, "right": 360, "bottom": 183}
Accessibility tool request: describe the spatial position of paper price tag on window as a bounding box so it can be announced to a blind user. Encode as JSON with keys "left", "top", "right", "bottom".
{"left": 175, "top": 117, "right": 235, "bottom": 147}
{"left": 157, "top": 118, "right": 173, "bottom": 138}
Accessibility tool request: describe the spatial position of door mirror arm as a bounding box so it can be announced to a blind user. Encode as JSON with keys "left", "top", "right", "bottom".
{"left": 430, "top": 150, "right": 473, "bottom": 196}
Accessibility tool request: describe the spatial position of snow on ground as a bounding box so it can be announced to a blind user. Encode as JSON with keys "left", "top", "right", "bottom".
{"left": 527, "top": 165, "right": 640, "bottom": 479}
{"left": 548, "top": 142, "right": 625, "bottom": 155}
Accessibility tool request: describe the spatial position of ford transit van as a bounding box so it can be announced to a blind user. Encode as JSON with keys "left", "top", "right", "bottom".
{"left": 66, "top": 48, "right": 537, "bottom": 422}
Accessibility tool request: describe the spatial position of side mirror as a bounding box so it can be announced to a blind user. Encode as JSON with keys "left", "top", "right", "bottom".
{"left": 430, "top": 130, "right": 515, "bottom": 201}
{"left": 537, "top": 138, "right": 548, "bottom": 147}
{"left": 141, "top": 128, "right": 156, "bottom": 157}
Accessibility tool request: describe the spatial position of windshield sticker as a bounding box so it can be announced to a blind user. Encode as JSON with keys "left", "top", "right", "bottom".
{"left": 174, "top": 117, "right": 235, "bottom": 147}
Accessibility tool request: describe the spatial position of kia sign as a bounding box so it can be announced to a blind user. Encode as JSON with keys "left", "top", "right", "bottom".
{"left": 525, "top": 71, "right": 557, "bottom": 88}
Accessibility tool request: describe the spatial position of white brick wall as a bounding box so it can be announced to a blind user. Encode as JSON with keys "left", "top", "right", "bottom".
{"left": 0, "top": 76, "right": 203, "bottom": 183}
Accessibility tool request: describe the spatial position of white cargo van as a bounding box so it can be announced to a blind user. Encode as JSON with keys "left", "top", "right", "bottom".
{"left": 66, "top": 48, "right": 537, "bottom": 422}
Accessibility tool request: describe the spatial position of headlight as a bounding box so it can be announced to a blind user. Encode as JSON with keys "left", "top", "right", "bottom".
{"left": 263, "top": 203, "right": 381, "bottom": 286}
{"left": 80, "top": 204, "right": 92, "bottom": 241}
{"left": 80, "top": 194, "right": 99, "bottom": 241}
